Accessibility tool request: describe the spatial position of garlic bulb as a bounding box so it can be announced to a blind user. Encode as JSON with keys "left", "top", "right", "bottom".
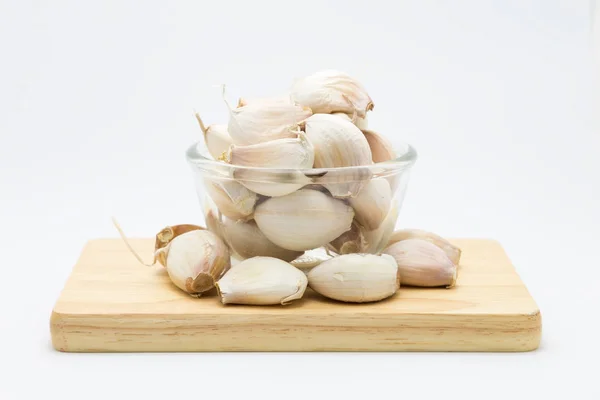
{"left": 194, "top": 113, "right": 233, "bottom": 160}
{"left": 308, "top": 254, "right": 399, "bottom": 302}
{"left": 348, "top": 178, "right": 392, "bottom": 230}
{"left": 226, "top": 100, "right": 312, "bottom": 145}
{"left": 221, "top": 217, "right": 303, "bottom": 262}
{"left": 363, "top": 129, "right": 395, "bottom": 163}
{"left": 383, "top": 239, "right": 457, "bottom": 287}
{"left": 203, "top": 179, "right": 258, "bottom": 221}
{"left": 254, "top": 188, "right": 355, "bottom": 251}
{"left": 291, "top": 70, "right": 374, "bottom": 117}
{"left": 225, "top": 133, "right": 315, "bottom": 197}
{"left": 216, "top": 257, "right": 308, "bottom": 305}
{"left": 387, "top": 229, "right": 461, "bottom": 265}
{"left": 303, "top": 113, "right": 372, "bottom": 197}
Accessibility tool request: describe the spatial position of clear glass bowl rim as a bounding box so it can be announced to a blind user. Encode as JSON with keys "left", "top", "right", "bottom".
{"left": 186, "top": 140, "right": 417, "bottom": 180}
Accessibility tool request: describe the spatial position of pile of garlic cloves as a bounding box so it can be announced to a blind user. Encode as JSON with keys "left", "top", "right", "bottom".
{"left": 117, "top": 70, "right": 462, "bottom": 306}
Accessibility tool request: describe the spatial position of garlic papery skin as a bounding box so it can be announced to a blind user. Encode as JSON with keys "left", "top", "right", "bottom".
{"left": 225, "top": 133, "right": 315, "bottom": 197}
{"left": 254, "top": 188, "right": 355, "bottom": 251}
{"left": 387, "top": 229, "right": 461, "bottom": 265}
{"left": 303, "top": 113, "right": 372, "bottom": 197}
{"left": 227, "top": 100, "right": 312, "bottom": 145}
{"left": 363, "top": 129, "right": 395, "bottom": 163}
{"left": 204, "top": 179, "right": 258, "bottom": 221}
{"left": 221, "top": 218, "right": 303, "bottom": 262}
{"left": 348, "top": 178, "right": 391, "bottom": 230}
{"left": 162, "top": 230, "right": 231, "bottom": 296}
{"left": 307, "top": 253, "right": 399, "bottom": 303}
{"left": 216, "top": 257, "right": 308, "bottom": 305}
{"left": 383, "top": 239, "right": 457, "bottom": 288}
{"left": 291, "top": 70, "right": 374, "bottom": 117}
{"left": 195, "top": 113, "right": 233, "bottom": 160}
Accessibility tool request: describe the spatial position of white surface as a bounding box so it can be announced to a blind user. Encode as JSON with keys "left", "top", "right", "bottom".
{"left": 1, "top": 1, "right": 599, "bottom": 399}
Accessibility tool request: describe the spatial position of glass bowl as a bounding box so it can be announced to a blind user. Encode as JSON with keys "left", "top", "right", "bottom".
{"left": 186, "top": 141, "right": 417, "bottom": 262}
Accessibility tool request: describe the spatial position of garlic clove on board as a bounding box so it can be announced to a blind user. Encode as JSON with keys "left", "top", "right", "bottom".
{"left": 307, "top": 253, "right": 400, "bottom": 303}
{"left": 216, "top": 257, "right": 308, "bottom": 305}
{"left": 194, "top": 113, "right": 233, "bottom": 160}
{"left": 386, "top": 229, "right": 461, "bottom": 265}
{"left": 161, "top": 229, "right": 231, "bottom": 296}
{"left": 254, "top": 188, "right": 355, "bottom": 251}
{"left": 291, "top": 70, "right": 374, "bottom": 117}
{"left": 226, "top": 98, "right": 312, "bottom": 145}
{"left": 224, "top": 132, "right": 315, "bottom": 197}
{"left": 221, "top": 217, "right": 303, "bottom": 262}
{"left": 362, "top": 129, "right": 395, "bottom": 163}
{"left": 348, "top": 178, "right": 392, "bottom": 230}
{"left": 154, "top": 224, "right": 204, "bottom": 257}
{"left": 112, "top": 218, "right": 231, "bottom": 297}
{"left": 203, "top": 179, "right": 258, "bottom": 221}
{"left": 383, "top": 239, "right": 457, "bottom": 288}
{"left": 290, "top": 247, "right": 334, "bottom": 275}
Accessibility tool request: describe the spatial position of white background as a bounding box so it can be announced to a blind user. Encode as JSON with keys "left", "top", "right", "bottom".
{"left": 1, "top": 0, "right": 599, "bottom": 399}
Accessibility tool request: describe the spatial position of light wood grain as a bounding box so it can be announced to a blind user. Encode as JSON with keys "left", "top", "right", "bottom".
{"left": 50, "top": 239, "right": 541, "bottom": 352}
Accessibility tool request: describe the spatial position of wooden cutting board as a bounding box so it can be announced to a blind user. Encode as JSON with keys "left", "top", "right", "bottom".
{"left": 50, "top": 238, "right": 541, "bottom": 352}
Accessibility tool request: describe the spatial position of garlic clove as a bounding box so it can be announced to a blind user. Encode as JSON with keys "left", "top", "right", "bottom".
{"left": 226, "top": 132, "right": 314, "bottom": 168}
{"left": 362, "top": 129, "right": 395, "bottom": 163}
{"left": 224, "top": 132, "right": 315, "bottom": 197}
{"left": 195, "top": 113, "right": 233, "bottom": 160}
{"left": 308, "top": 253, "right": 399, "bottom": 303}
{"left": 154, "top": 224, "right": 204, "bottom": 256}
{"left": 291, "top": 70, "right": 374, "bottom": 117}
{"left": 226, "top": 99, "right": 312, "bottom": 145}
{"left": 254, "top": 188, "right": 355, "bottom": 251}
{"left": 162, "top": 230, "right": 231, "bottom": 296}
{"left": 383, "top": 239, "right": 457, "bottom": 287}
{"left": 304, "top": 114, "right": 372, "bottom": 168}
{"left": 327, "top": 220, "right": 365, "bottom": 255}
{"left": 221, "top": 217, "right": 303, "bottom": 262}
{"left": 203, "top": 179, "right": 258, "bottom": 221}
{"left": 332, "top": 112, "right": 368, "bottom": 130}
{"left": 362, "top": 203, "right": 399, "bottom": 253}
{"left": 387, "top": 229, "right": 461, "bottom": 265}
{"left": 348, "top": 178, "right": 392, "bottom": 230}
{"left": 233, "top": 169, "right": 312, "bottom": 197}
{"left": 290, "top": 247, "right": 333, "bottom": 274}
{"left": 303, "top": 114, "right": 373, "bottom": 197}
{"left": 305, "top": 166, "right": 372, "bottom": 198}
{"left": 216, "top": 257, "right": 308, "bottom": 305}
